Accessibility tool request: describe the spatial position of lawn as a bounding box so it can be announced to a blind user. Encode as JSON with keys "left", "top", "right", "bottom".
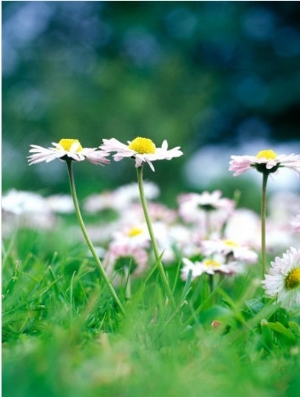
{"left": 2, "top": 154, "right": 300, "bottom": 397}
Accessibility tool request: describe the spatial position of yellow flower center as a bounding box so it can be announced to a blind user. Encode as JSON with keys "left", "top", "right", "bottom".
{"left": 128, "top": 137, "right": 156, "bottom": 154}
{"left": 204, "top": 259, "right": 220, "bottom": 268}
{"left": 58, "top": 139, "right": 83, "bottom": 152}
{"left": 223, "top": 239, "right": 239, "bottom": 247}
{"left": 285, "top": 268, "right": 300, "bottom": 290}
{"left": 256, "top": 149, "right": 277, "bottom": 160}
{"left": 127, "top": 227, "right": 143, "bottom": 237}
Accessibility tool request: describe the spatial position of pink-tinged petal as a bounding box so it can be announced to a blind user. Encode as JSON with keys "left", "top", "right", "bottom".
{"left": 100, "top": 138, "right": 129, "bottom": 152}
{"left": 144, "top": 157, "right": 155, "bottom": 172}
{"left": 229, "top": 156, "right": 252, "bottom": 176}
{"left": 28, "top": 140, "right": 110, "bottom": 165}
{"left": 82, "top": 149, "right": 110, "bottom": 165}
{"left": 99, "top": 137, "right": 183, "bottom": 171}
{"left": 113, "top": 152, "right": 134, "bottom": 161}
{"left": 135, "top": 157, "right": 144, "bottom": 168}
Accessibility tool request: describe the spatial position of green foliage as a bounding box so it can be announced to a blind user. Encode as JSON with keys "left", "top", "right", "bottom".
{"left": 2, "top": 230, "right": 300, "bottom": 397}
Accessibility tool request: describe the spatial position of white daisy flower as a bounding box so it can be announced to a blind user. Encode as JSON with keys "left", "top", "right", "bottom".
{"left": 225, "top": 209, "right": 260, "bottom": 248}
{"left": 181, "top": 258, "right": 204, "bottom": 281}
{"left": 111, "top": 224, "right": 150, "bottom": 248}
{"left": 100, "top": 136, "right": 183, "bottom": 171}
{"left": 178, "top": 191, "right": 234, "bottom": 235}
{"left": 291, "top": 212, "right": 300, "bottom": 233}
{"left": 178, "top": 190, "right": 234, "bottom": 214}
{"left": 201, "top": 239, "right": 258, "bottom": 264}
{"left": 28, "top": 138, "right": 110, "bottom": 165}
{"left": 229, "top": 149, "right": 300, "bottom": 176}
{"left": 262, "top": 247, "right": 300, "bottom": 308}
{"left": 103, "top": 242, "right": 149, "bottom": 280}
{"left": 114, "top": 181, "right": 160, "bottom": 205}
{"left": 181, "top": 256, "right": 236, "bottom": 281}
{"left": 46, "top": 194, "right": 74, "bottom": 214}
{"left": 2, "top": 189, "right": 49, "bottom": 215}
{"left": 2, "top": 189, "right": 56, "bottom": 234}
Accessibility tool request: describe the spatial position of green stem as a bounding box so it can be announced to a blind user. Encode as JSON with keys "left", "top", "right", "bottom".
{"left": 261, "top": 172, "right": 269, "bottom": 278}
{"left": 66, "top": 160, "right": 125, "bottom": 316}
{"left": 124, "top": 266, "right": 131, "bottom": 300}
{"left": 136, "top": 166, "right": 175, "bottom": 308}
{"left": 208, "top": 274, "right": 214, "bottom": 293}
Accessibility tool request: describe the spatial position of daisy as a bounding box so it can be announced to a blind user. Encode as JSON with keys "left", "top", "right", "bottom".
{"left": 2, "top": 189, "right": 56, "bottom": 234}
{"left": 230, "top": 149, "right": 300, "bottom": 278}
{"left": 28, "top": 138, "right": 110, "bottom": 165}
{"left": 103, "top": 242, "right": 149, "bottom": 279}
{"left": 181, "top": 256, "right": 236, "bottom": 281}
{"left": 178, "top": 190, "right": 234, "bottom": 214}
{"left": 181, "top": 258, "right": 204, "bottom": 281}
{"left": 100, "top": 136, "right": 183, "bottom": 171}
{"left": 111, "top": 224, "right": 150, "bottom": 248}
{"left": 178, "top": 190, "right": 234, "bottom": 236}
{"left": 100, "top": 136, "right": 182, "bottom": 306}
{"left": 46, "top": 194, "right": 74, "bottom": 214}
{"left": 291, "top": 212, "right": 300, "bottom": 233}
{"left": 201, "top": 239, "right": 258, "bottom": 264}
{"left": 2, "top": 189, "right": 49, "bottom": 215}
{"left": 114, "top": 181, "right": 160, "bottom": 204}
{"left": 262, "top": 247, "right": 300, "bottom": 308}
{"left": 27, "top": 141, "right": 125, "bottom": 314}
{"left": 225, "top": 208, "right": 260, "bottom": 248}
{"left": 229, "top": 149, "right": 300, "bottom": 177}
{"left": 83, "top": 191, "right": 117, "bottom": 214}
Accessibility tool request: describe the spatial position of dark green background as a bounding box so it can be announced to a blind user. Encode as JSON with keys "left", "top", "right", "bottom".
{"left": 3, "top": 1, "right": 300, "bottom": 205}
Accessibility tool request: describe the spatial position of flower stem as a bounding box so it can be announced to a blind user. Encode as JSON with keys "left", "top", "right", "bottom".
{"left": 261, "top": 172, "right": 269, "bottom": 278}
{"left": 66, "top": 160, "right": 125, "bottom": 316}
{"left": 136, "top": 166, "right": 176, "bottom": 308}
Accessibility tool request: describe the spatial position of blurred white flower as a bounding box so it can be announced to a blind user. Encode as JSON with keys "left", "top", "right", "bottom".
{"left": 178, "top": 190, "right": 234, "bottom": 236}
{"left": 111, "top": 224, "right": 150, "bottom": 248}
{"left": 2, "top": 189, "right": 55, "bottom": 234}
{"left": 103, "top": 242, "right": 149, "bottom": 281}
{"left": 83, "top": 191, "right": 118, "bottom": 214}
{"left": 2, "top": 189, "right": 49, "bottom": 215}
{"left": 291, "top": 212, "right": 300, "bottom": 233}
{"left": 201, "top": 239, "right": 258, "bottom": 264}
{"left": 181, "top": 256, "right": 239, "bottom": 280}
{"left": 181, "top": 258, "right": 204, "bottom": 281}
{"left": 225, "top": 209, "right": 260, "bottom": 248}
{"left": 83, "top": 181, "right": 160, "bottom": 214}
{"left": 114, "top": 181, "right": 160, "bottom": 204}
{"left": 46, "top": 194, "right": 74, "bottom": 213}
{"left": 269, "top": 191, "right": 300, "bottom": 223}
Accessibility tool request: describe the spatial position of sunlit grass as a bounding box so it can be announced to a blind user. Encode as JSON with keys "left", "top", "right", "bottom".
{"left": 2, "top": 227, "right": 300, "bottom": 397}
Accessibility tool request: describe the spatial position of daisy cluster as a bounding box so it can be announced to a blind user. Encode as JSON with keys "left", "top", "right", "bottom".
{"left": 3, "top": 184, "right": 299, "bottom": 285}
{"left": 7, "top": 138, "right": 299, "bottom": 308}
{"left": 2, "top": 189, "right": 74, "bottom": 235}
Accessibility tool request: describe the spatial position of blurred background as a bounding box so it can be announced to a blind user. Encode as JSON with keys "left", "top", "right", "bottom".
{"left": 2, "top": 1, "right": 300, "bottom": 209}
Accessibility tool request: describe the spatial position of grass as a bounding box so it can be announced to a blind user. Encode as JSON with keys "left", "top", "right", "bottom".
{"left": 2, "top": 227, "right": 300, "bottom": 397}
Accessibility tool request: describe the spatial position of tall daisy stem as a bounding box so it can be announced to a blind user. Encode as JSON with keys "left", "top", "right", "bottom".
{"left": 66, "top": 160, "right": 125, "bottom": 316}
{"left": 261, "top": 172, "right": 269, "bottom": 278}
{"left": 136, "top": 166, "right": 176, "bottom": 308}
